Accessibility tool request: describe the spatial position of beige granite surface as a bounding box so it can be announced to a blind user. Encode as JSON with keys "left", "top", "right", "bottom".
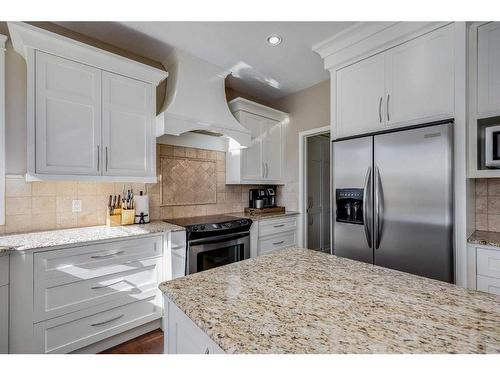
{"left": 160, "top": 247, "right": 500, "bottom": 354}
{"left": 468, "top": 230, "right": 500, "bottom": 248}
{"left": 229, "top": 211, "right": 299, "bottom": 221}
{"left": 0, "top": 221, "right": 184, "bottom": 251}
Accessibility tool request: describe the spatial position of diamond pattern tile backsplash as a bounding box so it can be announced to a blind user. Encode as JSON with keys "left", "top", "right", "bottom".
{"left": 0, "top": 144, "right": 264, "bottom": 235}
{"left": 475, "top": 178, "right": 500, "bottom": 232}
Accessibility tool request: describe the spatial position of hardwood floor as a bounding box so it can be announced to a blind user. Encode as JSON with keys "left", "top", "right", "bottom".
{"left": 100, "top": 329, "right": 164, "bottom": 354}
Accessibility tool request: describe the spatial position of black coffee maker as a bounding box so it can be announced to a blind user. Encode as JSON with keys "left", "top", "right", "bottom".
{"left": 249, "top": 187, "right": 277, "bottom": 208}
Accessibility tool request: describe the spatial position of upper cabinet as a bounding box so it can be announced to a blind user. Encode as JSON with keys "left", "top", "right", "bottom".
{"left": 0, "top": 34, "right": 6, "bottom": 226}
{"left": 8, "top": 22, "right": 167, "bottom": 182}
{"left": 331, "top": 23, "right": 454, "bottom": 139}
{"left": 477, "top": 22, "right": 500, "bottom": 116}
{"left": 226, "top": 98, "right": 287, "bottom": 185}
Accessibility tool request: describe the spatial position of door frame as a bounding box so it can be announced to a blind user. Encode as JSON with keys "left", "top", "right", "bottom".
{"left": 298, "top": 126, "right": 331, "bottom": 250}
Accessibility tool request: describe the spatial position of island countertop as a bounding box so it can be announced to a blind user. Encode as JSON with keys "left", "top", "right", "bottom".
{"left": 159, "top": 247, "right": 500, "bottom": 354}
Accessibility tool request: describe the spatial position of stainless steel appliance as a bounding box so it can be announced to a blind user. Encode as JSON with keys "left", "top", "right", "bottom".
{"left": 249, "top": 187, "right": 277, "bottom": 208}
{"left": 485, "top": 124, "right": 500, "bottom": 168}
{"left": 333, "top": 122, "right": 454, "bottom": 283}
{"left": 164, "top": 215, "right": 252, "bottom": 275}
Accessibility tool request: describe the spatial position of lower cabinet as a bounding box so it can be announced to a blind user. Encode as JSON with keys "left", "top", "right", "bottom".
{"left": 9, "top": 234, "right": 166, "bottom": 353}
{"left": 250, "top": 215, "right": 298, "bottom": 258}
{"left": 468, "top": 244, "right": 500, "bottom": 296}
{"left": 0, "top": 255, "right": 9, "bottom": 354}
{"left": 164, "top": 296, "right": 224, "bottom": 354}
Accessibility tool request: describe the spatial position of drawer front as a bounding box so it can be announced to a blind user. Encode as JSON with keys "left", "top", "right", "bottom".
{"left": 34, "top": 295, "right": 161, "bottom": 354}
{"left": 34, "top": 235, "right": 162, "bottom": 285}
{"left": 477, "top": 247, "right": 500, "bottom": 279}
{"left": 0, "top": 256, "right": 8, "bottom": 287}
{"left": 477, "top": 275, "right": 500, "bottom": 296}
{"left": 259, "top": 231, "right": 296, "bottom": 255}
{"left": 0, "top": 285, "right": 8, "bottom": 354}
{"left": 34, "top": 257, "right": 162, "bottom": 321}
{"left": 259, "top": 216, "right": 297, "bottom": 237}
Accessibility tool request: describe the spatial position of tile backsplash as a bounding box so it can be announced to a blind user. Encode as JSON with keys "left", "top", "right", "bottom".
{"left": 0, "top": 144, "right": 261, "bottom": 235}
{"left": 475, "top": 178, "right": 500, "bottom": 231}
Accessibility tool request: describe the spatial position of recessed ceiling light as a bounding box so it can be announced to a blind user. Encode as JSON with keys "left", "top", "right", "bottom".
{"left": 267, "top": 35, "right": 282, "bottom": 46}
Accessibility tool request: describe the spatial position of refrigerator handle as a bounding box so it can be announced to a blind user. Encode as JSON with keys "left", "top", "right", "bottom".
{"left": 374, "top": 166, "right": 384, "bottom": 249}
{"left": 362, "top": 166, "right": 372, "bottom": 248}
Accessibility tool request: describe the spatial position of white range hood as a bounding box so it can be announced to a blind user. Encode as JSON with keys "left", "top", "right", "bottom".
{"left": 156, "top": 50, "right": 251, "bottom": 148}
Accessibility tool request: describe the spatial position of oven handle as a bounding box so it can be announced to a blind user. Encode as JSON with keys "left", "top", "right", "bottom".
{"left": 188, "top": 231, "right": 250, "bottom": 246}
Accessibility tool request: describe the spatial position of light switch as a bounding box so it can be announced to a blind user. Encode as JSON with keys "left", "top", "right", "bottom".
{"left": 72, "top": 199, "right": 82, "bottom": 213}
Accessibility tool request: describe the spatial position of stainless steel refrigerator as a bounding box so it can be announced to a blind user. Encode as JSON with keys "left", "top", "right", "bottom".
{"left": 332, "top": 122, "right": 454, "bottom": 283}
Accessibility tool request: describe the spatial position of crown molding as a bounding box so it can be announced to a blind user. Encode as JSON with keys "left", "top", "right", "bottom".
{"left": 228, "top": 97, "right": 288, "bottom": 121}
{"left": 7, "top": 22, "right": 168, "bottom": 85}
{"left": 313, "top": 22, "right": 451, "bottom": 71}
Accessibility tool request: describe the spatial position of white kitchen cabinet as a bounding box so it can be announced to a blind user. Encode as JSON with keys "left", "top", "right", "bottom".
{"left": 477, "top": 22, "right": 500, "bottom": 116}
{"left": 164, "top": 296, "right": 224, "bottom": 354}
{"left": 35, "top": 51, "right": 102, "bottom": 175}
{"left": 334, "top": 24, "right": 454, "bottom": 139}
{"left": 385, "top": 25, "right": 454, "bottom": 127}
{"left": 8, "top": 22, "right": 167, "bottom": 183}
{"left": 336, "top": 53, "right": 386, "bottom": 138}
{"left": 0, "top": 255, "right": 8, "bottom": 353}
{"left": 102, "top": 72, "right": 155, "bottom": 177}
{"left": 467, "top": 244, "right": 500, "bottom": 296}
{"left": 250, "top": 215, "right": 298, "bottom": 258}
{"left": 227, "top": 98, "right": 287, "bottom": 184}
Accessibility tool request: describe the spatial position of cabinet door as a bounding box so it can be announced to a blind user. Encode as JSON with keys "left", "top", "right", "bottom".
{"left": 102, "top": 72, "right": 154, "bottom": 177}
{"left": 262, "top": 118, "right": 283, "bottom": 181}
{"left": 0, "top": 285, "right": 7, "bottom": 354}
{"left": 239, "top": 111, "right": 264, "bottom": 180}
{"left": 336, "top": 53, "right": 385, "bottom": 138}
{"left": 478, "top": 22, "right": 500, "bottom": 115}
{"left": 385, "top": 25, "right": 454, "bottom": 126}
{"left": 35, "top": 51, "right": 101, "bottom": 175}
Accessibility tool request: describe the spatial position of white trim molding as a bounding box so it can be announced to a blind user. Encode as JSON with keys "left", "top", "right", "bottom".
{"left": 228, "top": 97, "right": 288, "bottom": 121}
{"left": 7, "top": 22, "right": 168, "bottom": 85}
{"left": 313, "top": 22, "right": 450, "bottom": 70}
{"left": 0, "top": 34, "right": 7, "bottom": 226}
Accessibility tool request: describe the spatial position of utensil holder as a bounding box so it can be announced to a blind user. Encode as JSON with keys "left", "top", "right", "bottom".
{"left": 106, "top": 208, "right": 122, "bottom": 227}
{"left": 121, "top": 208, "right": 135, "bottom": 225}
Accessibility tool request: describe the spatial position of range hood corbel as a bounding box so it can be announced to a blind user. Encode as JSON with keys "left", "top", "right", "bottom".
{"left": 156, "top": 50, "right": 251, "bottom": 148}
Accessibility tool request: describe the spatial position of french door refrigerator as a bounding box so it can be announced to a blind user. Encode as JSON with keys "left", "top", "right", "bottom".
{"left": 332, "top": 122, "right": 454, "bottom": 283}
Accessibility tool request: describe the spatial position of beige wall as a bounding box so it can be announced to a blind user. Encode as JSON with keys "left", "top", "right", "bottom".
{"left": 269, "top": 79, "right": 330, "bottom": 211}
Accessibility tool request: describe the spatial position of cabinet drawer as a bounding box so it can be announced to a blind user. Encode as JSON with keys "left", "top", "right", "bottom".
{"left": 34, "top": 295, "right": 161, "bottom": 354}
{"left": 477, "top": 247, "right": 500, "bottom": 279}
{"left": 34, "top": 257, "right": 162, "bottom": 322}
{"left": 258, "top": 217, "right": 297, "bottom": 237}
{"left": 477, "top": 275, "right": 500, "bottom": 296}
{"left": 0, "top": 256, "right": 8, "bottom": 287}
{"left": 259, "top": 231, "right": 296, "bottom": 255}
{"left": 34, "top": 235, "right": 162, "bottom": 285}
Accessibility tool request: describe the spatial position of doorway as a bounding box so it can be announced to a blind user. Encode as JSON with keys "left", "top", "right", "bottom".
{"left": 299, "top": 128, "right": 331, "bottom": 253}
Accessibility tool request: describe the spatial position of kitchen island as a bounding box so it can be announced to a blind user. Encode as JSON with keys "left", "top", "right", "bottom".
{"left": 159, "top": 247, "right": 500, "bottom": 354}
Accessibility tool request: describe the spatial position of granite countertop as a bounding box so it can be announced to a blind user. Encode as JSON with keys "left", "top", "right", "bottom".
{"left": 229, "top": 210, "right": 299, "bottom": 221}
{"left": 0, "top": 221, "right": 184, "bottom": 252}
{"left": 160, "top": 247, "right": 500, "bottom": 354}
{"left": 468, "top": 230, "right": 500, "bottom": 248}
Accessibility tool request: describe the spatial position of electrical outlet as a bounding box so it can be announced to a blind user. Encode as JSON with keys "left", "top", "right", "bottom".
{"left": 72, "top": 199, "right": 82, "bottom": 213}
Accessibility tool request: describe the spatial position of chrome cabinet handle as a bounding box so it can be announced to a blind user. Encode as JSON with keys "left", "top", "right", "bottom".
{"left": 273, "top": 240, "right": 285, "bottom": 245}
{"left": 265, "top": 163, "right": 269, "bottom": 178}
{"left": 205, "top": 347, "right": 210, "bottom": 354}
{"left": 105, "top": 146, "right": 109, "bottom": 171}
{"left": 97, "top": 145, "right": 100, "bottom": 171}
{"left": 273, "top": 224, "right": 285, "bottom": 228}
{"left": 91, "top": 279, "right": 124, "bottom": 290}
{"left": 374, "top": 166, "right": 384, "bottom": 250}
{"left": 378, "top": 97, "right": 382, "bottom": 123}
{"left": 90, "top": 314, "right": 124, "bottom": 327}
{"left": 362, "top": 166, "right": 372, "bottom": 248}
{"left": 386, "top": 94, "right": 390, "bottom": 122}
{"left": 262, "top": 162, "right": 265, "bottom": 178}
{"left": 90, "top": 250, "right": 124, "bottom": 259}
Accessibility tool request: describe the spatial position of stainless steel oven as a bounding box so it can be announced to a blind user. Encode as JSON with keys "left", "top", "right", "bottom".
{"left": 164, "top": 215, "right": 252, "bottom": 276}
{"left": 187, "top": 231, "right": 250, "bottom": 274}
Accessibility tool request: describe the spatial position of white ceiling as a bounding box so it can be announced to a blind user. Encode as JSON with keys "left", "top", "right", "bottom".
{"left": 55, "top": 22, "right": 355, "bottom": 101}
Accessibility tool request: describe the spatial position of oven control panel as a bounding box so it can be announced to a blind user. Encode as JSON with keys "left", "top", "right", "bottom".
{"left": 189, "top": 219, "right": 251, "bottom": 233}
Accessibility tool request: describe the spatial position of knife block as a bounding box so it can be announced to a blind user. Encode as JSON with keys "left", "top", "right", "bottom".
{"left": 121, "top": 208, "right": 135, "bottom": 225}
{"left": 106, "top": 208, "right": 122, "bottom": 227}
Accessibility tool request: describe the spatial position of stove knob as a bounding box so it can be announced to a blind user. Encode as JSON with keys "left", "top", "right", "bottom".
{"left": 200, "top": 225, "right": 206, "bottom": 231}
{"left": 191, "top": 226, "right": 198, "bottom": 232}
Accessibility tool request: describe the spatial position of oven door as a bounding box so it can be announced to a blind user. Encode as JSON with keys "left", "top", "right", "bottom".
{"left": 187, "top": 232, "right": 250, "bottom": 274}
{"left": 486, "top": 125, "right": 500, "bottom": 168}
